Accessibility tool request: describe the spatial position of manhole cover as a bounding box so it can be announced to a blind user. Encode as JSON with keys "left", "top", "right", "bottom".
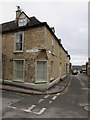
{"left": 84, "top": 105, "right": 90, "bottom": 112}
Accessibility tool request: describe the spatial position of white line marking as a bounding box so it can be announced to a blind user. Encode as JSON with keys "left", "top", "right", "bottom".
{"left": 34, "top": 108, "right": 46, "bottom": 115}
{"left": 78, "top": 78, "right": 85, "bottom": 87}
{"left": 28, "top": 105, "right": 36, "bottom": 111}
{"left": 44, "top": 95, "right": 50, "bottom": 98}
{"left": 56, "top": 93, "right": 60, "bottom": 96}
{"left": 38, "top": 99, "right": 44, "bottom": 103}
{"left": 81, "top": 88, "right": 88, "bottom": 90}
{"left": 49, "top": 101, "right": 52, "bottom": 104}
{"left": 8, "top": 106, "right": 16, "bottom": 109}
{"left": 20, "top": 105, "right": 36, "bottom": 112}
{"left": 52, "top": 96, "right": 57, "bottom": 100}
{"left": 79, "top": 103, "right": 88, "bottom": 106}
{"left": 21, "top": 108, "right": 31, "bottom": 113}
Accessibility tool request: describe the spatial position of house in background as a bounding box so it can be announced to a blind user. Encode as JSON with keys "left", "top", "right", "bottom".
{"left": 1, "top": 6, "right": 71, "bottom": 90}
{"left": 72, "top": 65, "right": 82, "bottom": 72}
{"left": 86, "top": 58, "right": 90, "bottom": 76}
{"left": 0, "top": 34, "right": 2, "bottom": 79}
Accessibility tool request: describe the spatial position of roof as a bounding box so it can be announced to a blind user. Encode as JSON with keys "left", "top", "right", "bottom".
{"left": 0, "top": 12, "right": 70, "bottom": 57}
{"left": 0, "top": 16, "right": 42, "bottom": 33}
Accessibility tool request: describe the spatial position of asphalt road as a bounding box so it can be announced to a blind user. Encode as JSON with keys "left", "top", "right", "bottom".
{"left": 1, "top": 73, "right": 88, "bottom": 119}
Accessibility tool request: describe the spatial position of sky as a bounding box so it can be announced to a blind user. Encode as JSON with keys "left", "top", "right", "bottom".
{"left": 0, "top": 0, "right": 89, "bottom": 65}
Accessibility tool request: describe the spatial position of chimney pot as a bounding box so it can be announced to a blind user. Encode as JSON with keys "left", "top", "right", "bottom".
{"left": 16, "top": 6, "right": 21, "bottom": 20}
{"left": 51, "top": 27, "right": 55, "bottom": 33}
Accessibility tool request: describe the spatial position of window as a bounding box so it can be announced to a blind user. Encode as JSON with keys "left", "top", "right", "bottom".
{"left": 13, "top": 60, "right": 24, "bottom": 81}
{"left": 14, "top": 32, "right": 24, "bottom": 51}
{"left": 60, "top": 47, "right": 62, "bottom": 60}
{"left": 52, "top": 37, "right": 55, "bottom": 54}
{"left": 36, "top": 61, "right": 47, "bottom": 82}
{"left": 50, "top": 61, "right": 54, "bottom": 80}
{"left": 18, "top": 18, "right": 27, "bottom": 27}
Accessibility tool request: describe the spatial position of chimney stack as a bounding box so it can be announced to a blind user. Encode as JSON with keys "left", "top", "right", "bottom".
{"left": 51, "top": 27, "right": 55, "bottom": 33}
{"left": 58, "top": 39, "right": 61, "bottom": 44}
{"left": 16, "top": 6, "right": 21, "bottom": 20}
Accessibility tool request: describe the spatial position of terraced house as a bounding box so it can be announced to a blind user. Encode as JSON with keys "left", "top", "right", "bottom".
{"left": 1, "top": 6, "right": 70, "bottom": 90}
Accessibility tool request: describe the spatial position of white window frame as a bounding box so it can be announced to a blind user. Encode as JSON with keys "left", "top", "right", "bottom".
{"left": 50, "top": 60, "right": 54, "bottom": 81}
{"left": 14, "top": 32, "right": 24, "bottom": 52}
{"left": 13, "top": 59, "right": 25, "bottom": 82}
{"left": 60, "top": 47, "right": 62, "bottom": 60}
{"left": 52, "top": 36, "right": 55, "bottom": 54}
{"left": 35, "top": 60, "right": 48, "bottom": 83}
{"left": 18, "top": 18, "right": 27, "bottom": 27}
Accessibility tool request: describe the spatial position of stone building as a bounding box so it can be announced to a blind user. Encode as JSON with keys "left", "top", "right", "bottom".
{"left": 86, "top": 58, "right": 90, "bottom": 76}
{"left": 0, "top": 6, "right": 70, "bottom": 90}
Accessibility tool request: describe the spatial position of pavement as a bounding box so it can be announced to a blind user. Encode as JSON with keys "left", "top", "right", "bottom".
{"left": 0, "top": 74, "right": 71, "bottom": 95}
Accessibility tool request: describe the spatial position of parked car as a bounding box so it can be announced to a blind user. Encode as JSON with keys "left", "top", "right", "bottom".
{"left": 72, "top": 70, "right": 78, "bottom": 75}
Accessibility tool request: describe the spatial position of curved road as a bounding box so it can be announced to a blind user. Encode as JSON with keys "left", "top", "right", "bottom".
{"left": 1, "top": 73, "right": 88, "bottom": 118}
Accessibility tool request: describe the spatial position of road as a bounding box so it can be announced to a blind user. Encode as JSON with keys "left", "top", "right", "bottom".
{"left": 1, "top": 73, "right": 88, "bottom": 119}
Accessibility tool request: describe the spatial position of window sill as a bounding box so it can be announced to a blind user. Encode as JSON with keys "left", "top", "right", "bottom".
{"left": 13, "top": 51, "right": 23, "bottom": 53}
{"left": 35, "top": 81, "right": 47, "bottom": 84}
{"left": 12, "top": 79, "right": 24, "bottom": 83}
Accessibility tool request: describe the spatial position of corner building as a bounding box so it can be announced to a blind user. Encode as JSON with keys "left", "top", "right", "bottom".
{"left": 1, "top": 7, "right": 71, "bottom": 90}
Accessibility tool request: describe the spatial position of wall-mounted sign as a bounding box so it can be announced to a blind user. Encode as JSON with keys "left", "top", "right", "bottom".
{"left": 26, "top": 49, "right": 39, "bottom": 53}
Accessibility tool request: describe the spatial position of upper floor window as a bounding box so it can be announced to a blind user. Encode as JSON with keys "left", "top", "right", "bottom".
{"left": 60, "top": 47, "right": 62, "bottom": 59}
{"left": 14, "top": 32, "right": 24, "bottom": 52}
{"left": 52, "top": 37, "right": 55, "bottom": 54}
{"left": 18, "top": 18, "right": 27, "bottom": 27}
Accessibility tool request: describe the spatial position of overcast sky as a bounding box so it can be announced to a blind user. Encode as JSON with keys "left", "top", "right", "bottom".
{"left": 0, "top": 0, "right": 89, "bottom": 65}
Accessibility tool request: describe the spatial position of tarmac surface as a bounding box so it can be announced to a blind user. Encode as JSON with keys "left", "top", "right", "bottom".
{"left": 1, "top": 73, "right": 88, "bottom": 118}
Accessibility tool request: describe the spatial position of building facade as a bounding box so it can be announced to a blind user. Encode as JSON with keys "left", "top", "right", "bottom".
{"left": 86, "top": 58, "right": 90, "bottom": 76}
{"left": 1, "top": 7, "right": 70, "bottom": 90}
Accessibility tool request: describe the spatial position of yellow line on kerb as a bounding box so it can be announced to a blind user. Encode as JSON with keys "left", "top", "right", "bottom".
{"left": 60, "top": 78, "right": 72, "bottom": 95}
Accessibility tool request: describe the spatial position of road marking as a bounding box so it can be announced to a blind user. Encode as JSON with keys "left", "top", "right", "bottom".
{"left": 49, "top": 101, "right": 52, "bottom": 104}
{"left": 52, "top": 96, "right": 57, "bottom": 100}
{"left": 56, "top": 93, "right": 60, "bottom": 96}
{"left": 80, "top": 81, "right": 85, "bottom": 87}
{"left": 38, "top": 99, "right": 44, "bottom": 103}
{"left": 21, "top": 108, "right": 31, "bottom": 113}
{"left": 33, "top": 108, "right": 46, "bottom": 115}
{"left": 78, "top": 77, "right": 85, "bottom": 87}
{"left": 81, "top": 88, "right": 88, "bottom": 90}
{"left": 44, "top": 95, "right": 50, "bottom": 99}
{"left": 79, "top": 103, "right": 88, "bottom": 106}
{"left": 28, "top": 105, "right": 36, "bottom": 111}
{"left": 8, "top": 106, "right": 16, "bottom": 109}
{"left": 20, "top": 105, "right": 36, "bottom": 112}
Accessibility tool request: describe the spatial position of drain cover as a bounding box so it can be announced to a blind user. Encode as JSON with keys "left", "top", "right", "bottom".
{"left": 84, "top": 105, "right": 90, "bottom": 112}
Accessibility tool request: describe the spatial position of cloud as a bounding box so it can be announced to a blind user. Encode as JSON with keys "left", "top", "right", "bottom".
{"left": 71, "top": 54, "right": 88, "bottom": 65}
{"left": 78, "top": 28, "right": 87, "bottom": 32}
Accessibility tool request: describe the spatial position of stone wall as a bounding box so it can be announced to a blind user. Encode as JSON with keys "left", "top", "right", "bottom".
{"left": 2, "top": 26, "right": 46, "bottom": 82}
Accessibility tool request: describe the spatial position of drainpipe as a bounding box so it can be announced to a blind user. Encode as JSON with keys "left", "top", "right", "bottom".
{"left": 2, "top": 54, "right": 5, "bottom": 83}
